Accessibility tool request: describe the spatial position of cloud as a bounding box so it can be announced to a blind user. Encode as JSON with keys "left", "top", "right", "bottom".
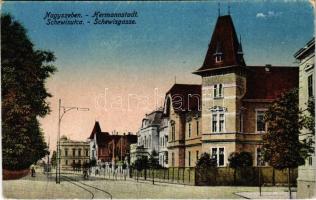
{"left": 256, "top": 11, "right": 282, "bottom": 18}
{"left": 256, "top": 13, "right": 266, "bottom": 18}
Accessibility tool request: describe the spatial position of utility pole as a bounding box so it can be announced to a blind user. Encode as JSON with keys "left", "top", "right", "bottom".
{"left": 56, "top": 99, "right": 89, "bottom": 184}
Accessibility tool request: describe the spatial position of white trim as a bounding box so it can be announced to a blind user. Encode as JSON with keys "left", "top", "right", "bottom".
{"left": 213, "top": 83, "right": 224, "bottom": 99}
{"left": 210, "top": 146, "right": 226, "bottom": 166}
{"left": 211, "top": 112, "right": 226, "bottom": 133}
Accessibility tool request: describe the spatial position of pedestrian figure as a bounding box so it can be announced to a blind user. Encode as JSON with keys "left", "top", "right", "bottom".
{"left": 31, "top": 166, "right": 36, "bottom": 177}
{"left": 83, "top": 168, "right": 88, "bottom": 179}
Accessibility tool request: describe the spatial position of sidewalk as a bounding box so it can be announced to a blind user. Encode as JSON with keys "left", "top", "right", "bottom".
{"left": 235, "top": 191, "right": 296, "bottom": 199}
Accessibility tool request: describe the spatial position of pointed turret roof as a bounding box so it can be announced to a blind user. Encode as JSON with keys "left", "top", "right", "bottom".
{"left": 194, "top": 15, "right": 245, "bottom": 75}
{"left": 88, "top": 121, "right": 102, "bottom": 139}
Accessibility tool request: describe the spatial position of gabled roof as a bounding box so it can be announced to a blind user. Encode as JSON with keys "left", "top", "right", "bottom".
{"left": 165, "top": 84, "right": 201, "bottom": 113}
{"left": 88, "top": 121, "right": 110, "bottom": 146}
{"left": 194, "top": 15, "right": 245, "bottom": 75}
{"left": 243, "top": 66, "right": 298, "bottom": 100}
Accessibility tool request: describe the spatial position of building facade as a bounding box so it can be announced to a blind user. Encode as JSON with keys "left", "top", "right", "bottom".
{"left": 59, "top": 136, "right": 90, "bottom": 170}
{"left": 295, "top": 38, "right": 315, "bottom": 198}
{"left": 165, "top": 14, "right": 298, "bottom": 168}
{"left": 164, "top": 84, "right": 202, "bottom": 167}
{"left": 136, "top": 109, "right": 163, "bottom": 159}
{"left": 88, "top": 121, "right": 137, "bottom": 165}
{"left": 159, "top": 117, "right": 169, "bottom": 167}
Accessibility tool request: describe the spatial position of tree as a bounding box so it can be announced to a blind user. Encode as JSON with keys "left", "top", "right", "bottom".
{"left": 2, "top": 14, "right": 56, "bottom": 170}
{"left": 300, "top": 98, "right": 315, "bottom": 158}
{"left": 196, "top": 152, "right": 217, "bottom": 168}
{"left": 51, "top": 151, "right": 57, "bottom": 167}
{"left": 263, "top": 88, "right": 305, "bottom": 198}
{"left": 195, "top": 153, "right": 217, "bottom": 185}
{"left": 89, "top": 158, "right": 97, "bottom": 167}
{"left": 134, "top": 156, "right": 149, "bottom": 171}
{"left": 149, "top": 150, "right": 160, "bottom": 169}
{"left": 228, "top": 151, "right": 253, "bottom": 184}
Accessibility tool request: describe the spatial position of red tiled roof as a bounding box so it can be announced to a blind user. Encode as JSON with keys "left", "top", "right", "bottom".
{"left": 166, "top": 84, "right": 201, "bottom": 113}
{"left": 194, "top": 15, "right": 245, "bottom": 75}
{"left": 88, "top": 121, "right": 137, "bottom": 147}
{"left": 243, "top": 66, "right": 298, "bottom": 100}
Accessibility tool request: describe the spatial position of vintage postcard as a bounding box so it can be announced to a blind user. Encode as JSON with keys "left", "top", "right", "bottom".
{"left": 1, "top": 0, "right": 315, "bottom": 199}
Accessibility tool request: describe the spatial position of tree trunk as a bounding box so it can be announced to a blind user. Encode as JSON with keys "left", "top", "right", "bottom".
{"left": 145, "top": 168, "right": 147, "bottom": 180}
{"left": 234, "top": 168, "right": 236, "bottom": 185}
{"left": 288, "top": 168, "right": 292, "bottom": 199}
{"left": 272, "top": 168, "right": 275, "bottom": 186}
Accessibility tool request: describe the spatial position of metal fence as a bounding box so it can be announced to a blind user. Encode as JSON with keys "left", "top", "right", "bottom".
{"left": 129, "top": 167, "right": 196, "bottom": 185}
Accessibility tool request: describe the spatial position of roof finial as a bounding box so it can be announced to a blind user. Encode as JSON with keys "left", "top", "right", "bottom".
{"left": 238, "top": 34, "right": 244, "bottom": 55}
{"left": 174, "top": 76, "right": 177, "bottom": 84}
{"left": 228, "top": 1, "right": 231, "bottom": 15}
{"left": 218, "top": 2, "right": 221, "bottom": 17}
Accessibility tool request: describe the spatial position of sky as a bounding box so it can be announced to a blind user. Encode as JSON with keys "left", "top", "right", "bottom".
{"left": 2, "top": 1, "right": 314, "bottom": 151}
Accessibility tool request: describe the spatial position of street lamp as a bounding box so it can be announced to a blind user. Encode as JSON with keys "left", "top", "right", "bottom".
{"left": 56, "top": 99, "right": 89, "bottom": 184}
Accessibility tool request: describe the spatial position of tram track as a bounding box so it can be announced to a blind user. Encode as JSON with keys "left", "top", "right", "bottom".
{"left": 61, "top": 174, "right": 112, "bottom": 199}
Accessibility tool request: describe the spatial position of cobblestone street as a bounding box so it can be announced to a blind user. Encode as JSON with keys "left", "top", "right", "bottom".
{"left": 3, "top": 172, "right": 295, "bottom": 199}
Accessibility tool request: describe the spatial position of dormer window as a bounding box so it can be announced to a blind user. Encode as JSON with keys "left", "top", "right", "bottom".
{"left": 214, "top": 41, "right": 223, "bottom": 63}
{"left": 215, "top": 54, "right": 223, "bottom": 63}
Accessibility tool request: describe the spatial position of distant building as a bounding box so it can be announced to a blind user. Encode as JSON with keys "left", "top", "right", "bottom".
{"left": 130, "top": 143, "right": 149, "bottom": 164}
{"left": 136, "top": 109, "right": 163, "bottom": 159}
{"left": 295, "top": 38, "right": 315, "bottom": 198}
{"left": 159, "top": 117, "right": 169, "bottom": 167}
{"left": 88, "top": 121, "right": 137, "bottom": 165}
{"left": 59, "top": 136, "right": 90, "bottom": 170}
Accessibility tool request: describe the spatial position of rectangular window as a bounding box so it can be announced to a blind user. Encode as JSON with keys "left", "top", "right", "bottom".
{"left": 73, "top": 160, "right": 75, "bottom": 165}
{"left": 219, "top": 114, "right": 224, "bottom": 132}
{"left": 256, "top": 111, "right": 266, "bottom": 133}
{"left": 78, "top": 160, "right": 81, "bottom": 165}
{"left": 196, "top": 150, "right": 199, "bottom": 161}
{"left": 257, "top": 148, "right": 263, "bottom": 166}
{"left": 211, "top": 148, "right": 217, "bottom": 161}
{"left": 65, "top": 149, "right": 68, "bottom": 156}
{"left": 239, "top": 113, "right": 243, "bottom": 133}
{"left": 171, "top": 152, "right": 175, "bottom": 167}
{"left": 149, "top": 135, "right": 151, "bottom": 148}
{"left": 78, "top": 149, "right": 81, "bottom": 157}
{"left": 212, "top": 113, "right": 225, "bottom": 133}
{"left": 188, "top": 151, "right": 191, "bottom": 167}
{"left": 86, "top": 150, "right": 89, "bottom": 156}
{"left": 211, "top": 147, "right": 225, "bottom": 166}
{"left": 188, "top": 123, "right": 191, "bottom": 138}
{"left": 144, "top": 136, "right": 147, "bottom": 147}
{"left": 214, "top": 84, "right": 223, "bottom": 98}
{"left": 65, "top": 160, "right": 68, "bottom": 165}
{"left": 165, "top": 152, "right": 168, "bottom": 164}
{"left": 219, "top": 148, "right": 224, "bottom": 166}
{"left": 308, "top": 75, "right": 313, "bottom": 97}
{"left": 72, "top": 149, "right": 75, "bottom": 156}
{"left": 219, "top": 84, "right": 223, "bottom": 97}
{"left": 172, "top": 125, "right": 175, "bottom": 141}
{"left": 196, "top": 121, "right": 199, "bottom": 136}
{"left": 212, "top": 114, "right": 217, "bottom": 132}
{"left": 309, "top": 157, "right": 313, "bottom": 166}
